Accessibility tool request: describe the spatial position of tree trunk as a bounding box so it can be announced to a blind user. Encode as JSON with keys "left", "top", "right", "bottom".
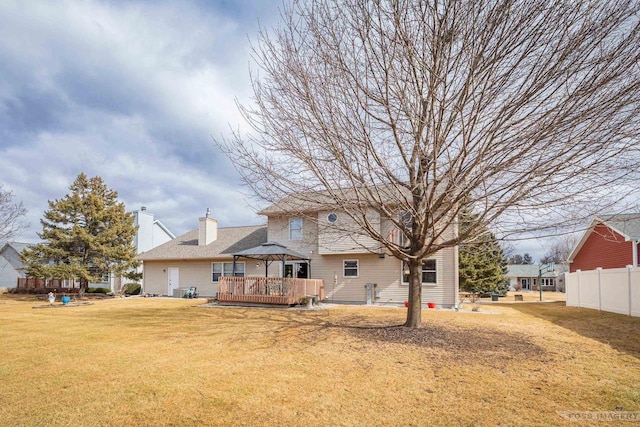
{"left": 404, "top": 258, "right": 422, "bottom": 327}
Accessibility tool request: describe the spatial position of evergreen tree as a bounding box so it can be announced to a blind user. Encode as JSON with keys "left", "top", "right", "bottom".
{"left": 459, "top": 211, "right": 508, "bottom": 295}
{"left": 21, "top": 173, "right": 139, "bottom": 288}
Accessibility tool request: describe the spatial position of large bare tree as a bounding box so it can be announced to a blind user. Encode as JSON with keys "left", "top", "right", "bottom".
{"left": 219, "top": 0, "right": 640, "bottom": 327}
{"left": 0, "top": 185, "right": 27, "bottom": 243}
{"left": 540, "top": 234, "right": 578, "bottom": 264}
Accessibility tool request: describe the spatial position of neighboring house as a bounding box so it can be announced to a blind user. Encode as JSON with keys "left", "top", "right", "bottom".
{"left": 0, "top": 242, "right": 29, "bottom": 289}
{"left": 568, "top": 214, "right": 640, "bottom": 273}
{"left": 133, "top": 206, "right": 176, "bottom": 253}
{"left": 139, "top": 203, "right": 459, "bottom": 308}
{"left": 506, "top": 264, "right": 539, "bottom": 291}
{"left": 5, "top": 207, "right": 173, "bottom": 291}
{"left": 506, "top": 264, "right": 568, "bottom": 292}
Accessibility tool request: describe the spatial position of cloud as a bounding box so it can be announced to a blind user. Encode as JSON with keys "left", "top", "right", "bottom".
{"left": 0, "top": 0, "right": 277, "bottom": 241}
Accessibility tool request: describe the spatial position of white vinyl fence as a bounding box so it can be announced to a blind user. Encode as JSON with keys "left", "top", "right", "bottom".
{"left": 565, "top": 267, "right": 640, "bottom": 317}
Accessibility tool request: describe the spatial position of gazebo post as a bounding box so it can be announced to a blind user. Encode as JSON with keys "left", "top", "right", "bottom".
{"left": 282, "top": 255, "right": 286, "bottom": 278}
{"left": 282, "top": 255, "right": 287, "bottom": 295}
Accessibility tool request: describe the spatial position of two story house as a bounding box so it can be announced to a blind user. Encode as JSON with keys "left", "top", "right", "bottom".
{"left": 138, "top": 201, "right": 459, "bottom": 307}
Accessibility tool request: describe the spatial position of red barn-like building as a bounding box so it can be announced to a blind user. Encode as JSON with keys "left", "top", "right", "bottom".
{"left": 568, "top": 214, "right": 640, "bottom": 273}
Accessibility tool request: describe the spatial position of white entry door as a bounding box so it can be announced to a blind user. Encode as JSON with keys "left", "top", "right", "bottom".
{"left": 168, "top": 268, "right": 179, "bottom": 296}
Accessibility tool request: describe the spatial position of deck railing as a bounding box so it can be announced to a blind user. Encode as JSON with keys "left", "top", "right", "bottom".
{"left": 218, "top": 277, "right": 324, "bottom": 305}
{"left": 16, "top": 278, "right": 81, "bottom": 293}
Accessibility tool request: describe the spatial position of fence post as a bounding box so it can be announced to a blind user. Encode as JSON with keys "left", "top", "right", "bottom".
{"left": 576, "top": 270, "right": 581, "bottom": 308}
{"left": 629, "top": 266, "right": 633, "bottom": 317}
{"left": 596, "top": 267, "right": 602, "bottom": 311}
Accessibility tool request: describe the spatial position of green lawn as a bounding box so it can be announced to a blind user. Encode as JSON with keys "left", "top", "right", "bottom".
{"left": 0, "top": 295, "right": 638, "bottom": 426}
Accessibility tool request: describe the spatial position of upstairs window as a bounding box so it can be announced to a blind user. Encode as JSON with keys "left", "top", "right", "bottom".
{"left": 289, "top": 218, "right": 303, "bottom": 240}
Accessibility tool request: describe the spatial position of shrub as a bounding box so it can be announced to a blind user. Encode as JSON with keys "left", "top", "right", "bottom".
{"left": 87, "top": 287, "right": 111, "bottom": 294}
{"left": 124, "top": 283, "right": 141, "bottom": 295}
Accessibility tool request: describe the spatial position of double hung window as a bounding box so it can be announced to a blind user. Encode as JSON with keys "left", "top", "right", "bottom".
{"left": 212, "top": 262, "right": 245, "bottom": 282}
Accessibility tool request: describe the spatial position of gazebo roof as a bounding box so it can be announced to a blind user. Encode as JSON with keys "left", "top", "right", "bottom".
{"left": 232, "top": 241, "right": 310, "bottom": 262}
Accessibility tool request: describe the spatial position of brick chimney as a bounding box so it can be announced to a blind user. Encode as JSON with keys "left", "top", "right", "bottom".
{"left": 198, "top": 208, "right": 217, "bottom": 246}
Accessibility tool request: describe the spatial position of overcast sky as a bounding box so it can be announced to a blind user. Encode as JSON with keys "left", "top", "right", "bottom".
{"left": 0, "top": 0, "right": 547, "bottom": 260}
{"left": 0, "top": 1, "right": 280, "bottom": 237}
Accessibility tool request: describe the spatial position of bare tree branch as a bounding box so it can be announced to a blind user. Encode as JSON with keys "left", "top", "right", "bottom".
{"left": 218, "top": 0, "right": 640, "bottom": 326}
{"left": 0, "top": 185, "right": 27, "bottom": 243}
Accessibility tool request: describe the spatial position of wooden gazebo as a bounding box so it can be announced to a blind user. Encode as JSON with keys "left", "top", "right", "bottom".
{"left": 217, "top": 242, "right": 323, "bottom": 306}
{"left": 231, "top": 241, "right": 311, "bottom": 277}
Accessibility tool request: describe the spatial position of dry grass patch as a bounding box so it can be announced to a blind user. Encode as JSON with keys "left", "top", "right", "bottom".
{"left": 0, "top": 296, "right": 638, "bottom": 426}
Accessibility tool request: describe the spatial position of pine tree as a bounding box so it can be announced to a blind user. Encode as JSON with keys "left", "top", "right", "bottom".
{"left": 21, "top": 173, "right": 139, "bottom": 288}
{"left": 459, "top": 211, "right": 508, "bottom": 295}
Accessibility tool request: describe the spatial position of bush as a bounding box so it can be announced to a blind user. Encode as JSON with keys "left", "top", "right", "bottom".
{"left": 87, "top": 287, "right": 111, "bottom": 294}
{"left": 124, "top": 283, "right": 141, "bottom": 295}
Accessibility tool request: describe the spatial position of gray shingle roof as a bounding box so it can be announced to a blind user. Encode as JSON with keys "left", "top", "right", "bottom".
{"left": 599, "top": 213, "right": 640, "bottom": 240}
{"left": 233, "top": 241, "right": 310, "bottom": 261}
{"left": 137, "top": 225, "right": 267, "bottom": 261}
{"left": 258, "top": 184, "right": 412, "bottom": 215}
{"left": 507, "top": 264, "right": 540, "bottom": 277}
{"left": 507, "top": 263, "right": 568, "bottom": 278}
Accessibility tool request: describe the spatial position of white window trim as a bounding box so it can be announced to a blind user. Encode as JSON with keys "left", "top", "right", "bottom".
{"left": 343, "top": 259, "right": 359, "bottom": 278}
{"left": 289, "top": 217, "right": 303, "bottom": 241}
{"left": 211, "top": 261, "right": 245, "bottom": 283}
{"left": 400, "top": 260, "right": 437, "bottom": 286}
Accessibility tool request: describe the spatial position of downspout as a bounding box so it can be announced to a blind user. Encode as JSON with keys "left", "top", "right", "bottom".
{"left": 633, "top": 240, "right": 638, "bottom": 268}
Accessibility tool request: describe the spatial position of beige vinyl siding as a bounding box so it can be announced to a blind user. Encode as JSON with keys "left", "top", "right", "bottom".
{"left": 142, "top": 259, "right": 265, "bottom": 297}
{"left": 318, "top": 209, "right": 380, "bottom": 254}
{"left": 267, "top": 216, "right": 318, "bottom": 255}
{"left": 266, "top": 213, "right": 458, "bottom": 307}
{"left": 312, "top": 254, "right": 398, "bottom": 303}
{"left": 307, "top": 250, "right": 457, "bottom": 307}
{"left": 374, "top": 213, "right": 458, "bottom": 307}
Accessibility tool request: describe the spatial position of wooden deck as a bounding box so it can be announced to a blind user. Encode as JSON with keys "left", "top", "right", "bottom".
{"left": 217, "top": 277, "right": 324, "bottom": 306}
